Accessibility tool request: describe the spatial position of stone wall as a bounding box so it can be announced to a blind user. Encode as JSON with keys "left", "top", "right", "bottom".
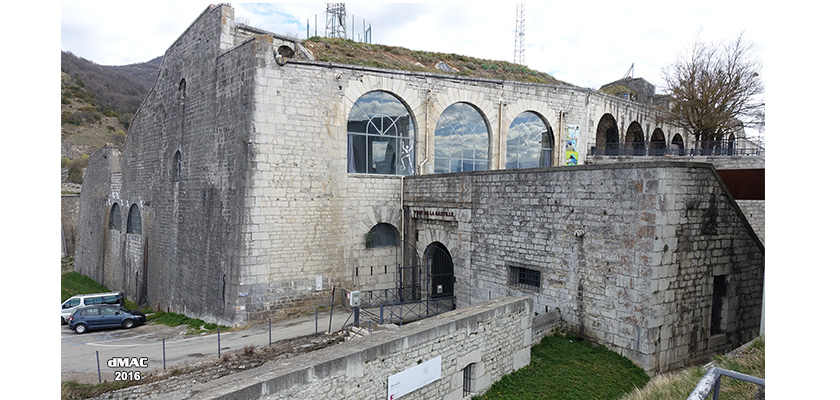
{"left": 61, "top": 194, "right": 80, "bottom": 257}
{"left": 403, "top": 162, "right": 764, "bottom": 374}
{"left": 75, "top": 4, "right": 760, "bottom": 329}
{"left": 148, "top": 297, "right": 532, "bottom": 400}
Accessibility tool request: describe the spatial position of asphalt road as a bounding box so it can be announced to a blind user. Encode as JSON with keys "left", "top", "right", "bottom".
{"left": 61, "top": 310, "right": 352, "bottom": 384}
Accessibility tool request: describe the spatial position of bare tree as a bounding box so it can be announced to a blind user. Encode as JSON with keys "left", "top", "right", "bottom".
{"left": 662, "top": 33, "right": 764, "bottom": 149}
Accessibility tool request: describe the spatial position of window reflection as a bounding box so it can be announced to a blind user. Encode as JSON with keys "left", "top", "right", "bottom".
{"left": 506, "top": 111, "right": 552, "bottom": 169}
{"left": 347, "top": 91, "right": 415, "bottom": 175}
{"left": 434, "top": 103, "right": 490, "bottom": 173}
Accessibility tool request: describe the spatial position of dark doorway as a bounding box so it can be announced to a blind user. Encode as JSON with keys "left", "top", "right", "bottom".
{"left": 425, "top": 242, "right": 454, "bottom": 299}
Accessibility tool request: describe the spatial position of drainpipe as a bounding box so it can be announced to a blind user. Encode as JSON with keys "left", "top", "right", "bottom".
{"left": 498, "top": 99, "right": 503, "bottom": 169}
{"left": 418, "top": 89, "right": 432, "bottom": 174}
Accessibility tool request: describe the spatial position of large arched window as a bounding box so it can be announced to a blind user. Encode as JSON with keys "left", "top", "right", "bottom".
{"left": 109, "top": 203, "right": 121, "bottom": 231}
{"left": 347, "top": 91, "right": 415, "bottom": 175}
{"left": 365, "top": 223, "right": 399, "bottom": 248}
{"left": 506, "top": 111, "right": 552, "bottom": 169}
{"left": 127, "top": 204, "right": 142, "bottom": 234}
{"left": 434, "top": 103, "right": 489, "bottom": 173}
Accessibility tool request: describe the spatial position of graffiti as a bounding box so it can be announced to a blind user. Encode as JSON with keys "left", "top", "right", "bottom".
{"left": 565, "top": 124, "right": 580, "bottom": 166}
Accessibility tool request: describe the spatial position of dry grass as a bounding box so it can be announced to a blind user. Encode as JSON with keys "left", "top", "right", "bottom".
{"left": 620, "top": 336, "right": 765, "bottom": 400}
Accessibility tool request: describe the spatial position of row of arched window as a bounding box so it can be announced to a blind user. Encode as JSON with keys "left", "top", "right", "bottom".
{"left": 347, "top": 91, "right": 554, "bottom": 176}
{"left": 109, "top": 203, "right": 142, "bottom": 234}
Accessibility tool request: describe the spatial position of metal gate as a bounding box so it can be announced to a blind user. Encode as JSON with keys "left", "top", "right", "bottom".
{"left": 424, "top": 242, "right": 454, "bottom": 300}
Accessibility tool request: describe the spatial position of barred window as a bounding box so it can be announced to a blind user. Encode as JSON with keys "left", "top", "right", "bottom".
{"left": 509, "top": 266, "right": 541, "bottom": 291}
{"left": 463, "top": 363, "right": 476, "bottom": 397}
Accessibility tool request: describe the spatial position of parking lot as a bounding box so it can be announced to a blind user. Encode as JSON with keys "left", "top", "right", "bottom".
{"left": 61, "top": 310, "right": 351, "bottom": 384}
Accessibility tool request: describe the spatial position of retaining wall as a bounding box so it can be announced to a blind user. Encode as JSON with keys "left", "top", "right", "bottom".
{"left": 151, "top": 297, "right": 533, "bottom": 400}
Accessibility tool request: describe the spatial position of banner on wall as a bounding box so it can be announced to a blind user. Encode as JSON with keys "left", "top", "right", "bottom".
{"left": 565, "top": 124, "right": 580, "bottom": 166}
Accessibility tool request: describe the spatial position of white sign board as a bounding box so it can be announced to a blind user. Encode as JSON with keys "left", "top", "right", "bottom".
{"left": 387, "top": 356, "right": 442, "bottom": 400}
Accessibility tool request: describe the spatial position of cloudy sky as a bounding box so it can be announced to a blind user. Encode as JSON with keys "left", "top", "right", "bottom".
{"left": 60, "top": 2, "right": 767, "bottom": 91}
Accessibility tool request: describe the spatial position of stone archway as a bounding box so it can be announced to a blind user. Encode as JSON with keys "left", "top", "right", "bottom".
{"left": 595, "top": 114, "right": 620, "bottom": 155}
{"left": 625, "top": 122, "right": 645, "bottom": 156}
{"left": 650, "top": 128, "right": 666, "bottom": 156}
{"left": 424, "top": 242, "right": 454, "bottom": 299}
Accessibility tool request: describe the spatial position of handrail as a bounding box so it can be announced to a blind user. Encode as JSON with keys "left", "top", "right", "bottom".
{"left": 686, "top": 367, "right": 765, "bottom": 400}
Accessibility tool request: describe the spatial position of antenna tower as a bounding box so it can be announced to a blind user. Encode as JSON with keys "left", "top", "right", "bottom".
{"left": 325, "top": 3, "right": 347, "bottom": 39}
{"left": 514, "top": 3, "right": 525, "bottom": 65}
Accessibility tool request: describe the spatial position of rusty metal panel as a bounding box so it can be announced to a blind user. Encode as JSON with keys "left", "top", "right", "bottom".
{"left": 716, "top": 169, "right": 765, "bottom": 200}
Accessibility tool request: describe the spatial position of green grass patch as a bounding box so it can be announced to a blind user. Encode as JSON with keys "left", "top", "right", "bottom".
{"left": 61, "top": 379, "right": 131, "bottom": 400}
{"left": 475, "top": 332, "right": 649, "bottom": 400}
{"left": 145, "top": 311, "right": 230, "bottom": 334}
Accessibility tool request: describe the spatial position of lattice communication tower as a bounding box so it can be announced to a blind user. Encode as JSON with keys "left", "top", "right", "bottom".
{"left": 326, "top": 3, "right": 347, "bottom": 39}
{"left": 514, "top": 3, "right": 525, "bottom": 65}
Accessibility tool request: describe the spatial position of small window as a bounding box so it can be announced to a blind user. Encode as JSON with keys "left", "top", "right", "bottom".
{"left": 463, "top": 363, "right": 476, "bottom": 397}
{"left": 127, "top": 204, "right": 142, "bottom": 234}
{"left": 173, "top": 150, "right": 182, "bottom": 182}
{"left": 365, "top": 223, "right": 398, "bottom": 248}
{"left": 509, "top": 266, "right": 541, "bottom": 291}
{"left": 711, "top": 275, "right": 727, "bottom": 335}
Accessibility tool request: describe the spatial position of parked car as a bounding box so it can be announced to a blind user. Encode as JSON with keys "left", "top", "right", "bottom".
{"left": 68, "top": 305, "right": 146, "bottom": 334}
{"left": 61, "top": 292, "right": 124, "bottom": 324}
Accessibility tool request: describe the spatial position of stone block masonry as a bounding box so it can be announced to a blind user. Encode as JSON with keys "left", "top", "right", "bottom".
{"left": 147, "top": 296, "right": 533, "bottom": 400}
{"left": 403, "top": 161, "right": 763, "bottom": 374}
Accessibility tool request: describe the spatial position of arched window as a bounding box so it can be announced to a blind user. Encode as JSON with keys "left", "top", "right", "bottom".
{"left": 506, "top": 111, "right": 552, "bottom": 169}
{"left": 109, "top": 203, "right": 121, "bottom": 231}
{"left": 347, "top": 91, "right": 415, "bottom": 175}
{"left": 365, "top": 223, "right": 399, "bottom": 248}
{"left": 434, "top": 103, "right": 490, "bottom": 173}
{"left": 127, "top": 204, "right": 142, "bottom": 234}
{"left": 173, "top": 150, "right": 182, "bottom": 182}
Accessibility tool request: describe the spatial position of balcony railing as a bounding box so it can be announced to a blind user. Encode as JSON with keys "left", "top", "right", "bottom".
{"left": 590, "top": 140, "right": 763, "bottom": 157}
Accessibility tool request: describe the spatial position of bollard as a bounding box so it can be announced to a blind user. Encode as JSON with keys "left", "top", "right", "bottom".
{"left": 162, "top": 338, "right": 166, "bottom": 369}
{"left": 217, "top": 327, "right": 221, "bottom": 358}
{"left": 96, "top": 350, "right": 102, "bottom": 383}
{"left": 315, "top": 308, "right": 318, "bottom": 334}
{"left": 269, "top": 318, "right": 272, "bottom": 346}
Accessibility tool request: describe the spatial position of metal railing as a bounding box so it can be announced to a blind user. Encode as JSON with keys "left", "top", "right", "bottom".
{"left": 686, "top": 367, "right": 765, "bottom": 400}
{"left": 378, "top": 296, "right": 455, "bottom": 325}
{"left": 590, "top": 140, "right": 763, "bottom": 157}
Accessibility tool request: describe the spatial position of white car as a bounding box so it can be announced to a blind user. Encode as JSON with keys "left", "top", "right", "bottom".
{"left": 61, "top": 292, "right": 124, "bottom": 324}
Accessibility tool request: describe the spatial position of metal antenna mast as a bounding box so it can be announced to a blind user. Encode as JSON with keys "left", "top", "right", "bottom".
{"left": 514, "top": 3, "right": 525, "bottom": 65}
{"left": 325, "top": 3, "right": 347, "bottom": 39}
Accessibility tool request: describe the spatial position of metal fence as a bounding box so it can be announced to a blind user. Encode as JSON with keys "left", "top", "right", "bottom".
{"left": 686, "top": 367, "right": 765, "bottom": 400}
{"left": 377, "top": 296, "right": 455, "bottom": 325}
{"left": 590, "top": 140, "right": 763, "bottom": 157}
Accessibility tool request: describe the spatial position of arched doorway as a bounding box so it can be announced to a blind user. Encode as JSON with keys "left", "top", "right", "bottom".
{"left": 424, "top": 242, "right": 454, "bottom": 299}
{"left": 595, "top": 114, "right": 620, "bottom": 155}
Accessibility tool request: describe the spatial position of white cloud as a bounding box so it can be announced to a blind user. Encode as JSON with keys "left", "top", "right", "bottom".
{"left": 60, "top": 2, "right": 765, "bottom": 90}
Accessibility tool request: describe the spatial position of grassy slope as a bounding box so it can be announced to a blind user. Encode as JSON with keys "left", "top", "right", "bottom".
{"left": 475, "top": 332, "right": 650, "bottom": 400}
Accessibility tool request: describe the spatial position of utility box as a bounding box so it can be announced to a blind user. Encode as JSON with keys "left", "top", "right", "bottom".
{"left": 347, "top": 290, "right": 361, "bottom": 307}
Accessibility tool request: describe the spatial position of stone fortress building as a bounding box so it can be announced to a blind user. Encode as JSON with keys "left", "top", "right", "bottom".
{"left": 75, "top": 4, "right": 763, "bottom": 375}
